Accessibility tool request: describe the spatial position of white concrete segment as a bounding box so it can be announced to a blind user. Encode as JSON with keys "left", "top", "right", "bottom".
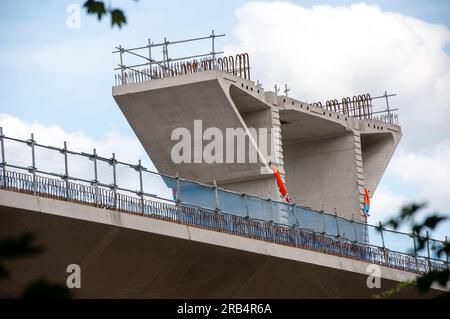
{"left": 113, "top": 70, "right": 278, "bottom": 200}
{"left": 113, "top": 69, "right": 402, "bottom": 221}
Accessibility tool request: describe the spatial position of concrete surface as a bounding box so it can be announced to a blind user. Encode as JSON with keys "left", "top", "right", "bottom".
{"left": 0, "top": 189, "right": 444, "bottom": 299}
{"left": 113, "top": 70, "right": 402, "bottom": 220}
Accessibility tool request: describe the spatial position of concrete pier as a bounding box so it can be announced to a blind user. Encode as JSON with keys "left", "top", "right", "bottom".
{"left": 113, "top": 70, "right": 402, "bottom": 221}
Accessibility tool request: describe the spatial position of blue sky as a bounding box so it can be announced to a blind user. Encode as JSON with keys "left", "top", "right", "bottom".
{"left": 0, "top": 0, "right": 449, "bottom": 238}
{"left": 0, "top": 0, "right": 448, "bottom": 139}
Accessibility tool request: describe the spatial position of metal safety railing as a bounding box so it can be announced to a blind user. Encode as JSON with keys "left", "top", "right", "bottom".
{"left": 312, "top": 91, "right": 399, "bottom": 125}
{"left": 113, "top": 30, "right": 251, "bottom": 86}
{"left": 0, "top": 127, "right": 448, "bottom": 273}
{"left": 0, "top": 169, "right": 447, "bottom": 275}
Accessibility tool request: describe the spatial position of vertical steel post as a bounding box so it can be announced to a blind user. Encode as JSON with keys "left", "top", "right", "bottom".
{"left": 267, "top": 195, "right": 275, "bottom": 242}
{"left": 351, "top": 214, "right": 358, "bottom": 242}
{"left": 119, "top": 45, "right": 125, "bottom": 84}
{"left": 412, "top": 232, "right": 418, "bottom": 256}
{"left": 243, "top": 194, "right": 249, "bottom": 218}
{"left": 63, "top": 141, "right": 69, "bottom": 199}
{"left": 321, "top": 211, "right": 326, "bottom": 234}
{"left": 378, "top": 222, "right": 385, "bottom": 248}
{"left": 112, "top": 153, "right": 117, "bottom": 209}
{"left": 445, "top": 236, "right": 449, "bottom": 270}
{"left": 334, "top": 209, "right": 340, "bottom": 238}
{"left": 93, "top": 148, "right": 98, "bottom": 206}
{"left": 291, "top": 201, "right": 297, "bottom": 226}
{"left": 148, "top": 38, "right": 153, "bottom": 72}
{"left": 30, "top": 133, "right": 36, "bottom": 194}
{"left": 412, "top": 231, "right": 419, "bottom": 272}
{"left": 384, "top": 90, "right": 391, "bottom": 123}
{"left": 213, "top": 180, "right": 220, "bottom": 211}
{"left": 211, "top": 29, "right": 216, "bottom": 69}
{"left": 175, "top": 171, "right": 180, "bottom": 203}
{"left": 138, "top": 160, "right": 144, "bottom": 215}
{"left": 426, "top": 230, "right": 432, "bottom": 271}
{"left": 175, "top": 171, "right": 181, "bottom": 222}
{"left": 268, "top": 193, "right": 273, "bottom": 222}
{"left": 163, "top": 37, "right": 169, "bottom": 74}
{"left": 0, "top": 127, "right": 6, "bottom": 187}
{"left": 378, "top": 222, "right": 387, "bottom": 265}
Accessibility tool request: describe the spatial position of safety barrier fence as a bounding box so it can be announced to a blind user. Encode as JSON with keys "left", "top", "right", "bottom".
{"left": 112, "top": 31, "right": 400, "bottom": 131}
{"left": 114, "top": 53, "right": 251, "bottom": 86}
{"left": 0, "top": 169, "right": 447, "bottom": 275}
{"left": 0, "top": 129, "right": 448, "bottom": 274}
{"left": 312, "top": 91, "right": 399, "bottom": 125}
{"left": 112, "top": 31, "right": 251, "bottom": 86}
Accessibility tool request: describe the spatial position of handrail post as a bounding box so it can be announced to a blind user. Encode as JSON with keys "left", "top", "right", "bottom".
{"left": 378, "top": 222, "right": 385, "bottom": 249}
{"left": 321, "top": 209, "right": 326, "bottom": 234}
{"left": 138, "top": 160, "right": 144, "bottom": 215}
{"left": 118, "top": 45, "right": 125, "bottom": 83}
{"left": 0, "top": 127, "right": 6, "bottom": 187}
{"left": 29, "top": 133, "right": 37, "bottom": 194}
{"left": 334, "top": 209, "right": 340, "bottom": 238}
{"left": 378, "top": 221, "right": 387, "bottom": 265}
{"left": 426, "top": 230, "right": 432, "bottom": 271}
{"left": 93, "top": 148, "right": 98, "bottom": 206}
{"left": 268, "top": 194, "right": 273, "bottom": 222}
{"left": 175, "top": 171, "right": 181, "bottom": 222}
{"left": 384, "top": 90, "right": 391, "bottom": 123}
{"left": 111, "top": 153, "right": 117, "bottom": 209}
{"left": 211, "top": 29, "right": 216, "bottom": 69}
{"left": 412, "top": 231, "right": 417, "bottom": 256}
{"left": 291, "top": 201, "right": 298, "bottom": 227}
{"left": 412, "top": 231, "right": 419, "bottom": 272}
{"left": 243, "top": 193, "right": 249, "bottom": 218}
{"left": 351, "top": 213, "right": 358, "bottom": 242}
{"left": 213, "top": 180, "right": 220, "bottom": 212}
{"left": 163, "top": 37, "right": 169, "bottom": 74}
{"left": 175, "top": 171, "right": 181, "bottom": 203}
{"left": 148, "top": 38, "right": 153, "bottom": 72}
{"left": 445, "top": 236, "right": 449, "bottom": 271}
{"left": 62, "top": 141, "right": 69, "bottom": 199}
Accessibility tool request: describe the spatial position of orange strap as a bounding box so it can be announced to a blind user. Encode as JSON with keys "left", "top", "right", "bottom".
{"left": 364, "top": 188, "right": 370, "bottom": 205}
{"left": 271, "top": 165, "right": 287, "bottom": 197}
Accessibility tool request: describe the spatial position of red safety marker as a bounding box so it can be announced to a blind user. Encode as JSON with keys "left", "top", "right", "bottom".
{"left": 271, "top": 164, "right": 290, "bottom": 203}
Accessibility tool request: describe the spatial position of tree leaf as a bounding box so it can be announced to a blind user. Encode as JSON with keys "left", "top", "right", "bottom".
{"left": 416, "top": 270, "right": 450, "bottom": 293}
{"left": 21, "top": 278, "right": 72, "bottom": 299}
{"left": 110, "top": 9, "right": 127, "bottom": 28}
{"left": 422, "top": 215, "right": 447, "bottom": 230}
{"left": 0, "top": 232, "right": 45, "bottom": 259}
{"left": 0, "top": 264, "right": 9, "bottom": 279}
{"left": 83, "top": 0, "right": 107, "bottom": 20}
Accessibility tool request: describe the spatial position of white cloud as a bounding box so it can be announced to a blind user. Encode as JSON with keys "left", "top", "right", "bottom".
{"left": 227, "top": 2, "right": 450, "bottom": 237}
{"left": 390, "top": 139, "right": 450, "bottom": 212}
{"left": 0, "top": 113, "right": 143, "bottom": 161}
{"left": 368, "top": 186, "right": 407, "bottom": 224}
{"left": 0, "top": 114, "right": 173, "bottom": 198}
{"left": 365, "top": 140, "right": 450, "bottom": 240}
{"left": 226, "top": 2, "right": 450, "bottom": 148}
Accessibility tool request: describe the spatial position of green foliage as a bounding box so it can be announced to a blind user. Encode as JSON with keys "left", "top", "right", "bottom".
{"left": 83, "top": 0, "right": 106, "bottom": 20}
{"left": 0, "top": 233, "right": 45, "bottom": 279}
{"left": 110, "top": 9, "right": 127, "bottom": 28}
{"left": 373, "top": 280, "right": 417, "bottom": 299}
{"left": 0, "top": 232, "right": 71, "bottom": 299}
{"left": 21, "top": 278, "right": 72, "bottom": 299}
{"left": 383, "top": 202, "right": 427, "bottom": 230}
{"left": 382, "top": 202, "right": 448, "bottom": 252}
{"left": 376, "top": 202, "right": 449, "bottom": 298}
{"left": 83, "top": 0, "right": 137, "bottom": 28}
{"left": 416, "top": 270, "right": 450, "bottom": 294}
